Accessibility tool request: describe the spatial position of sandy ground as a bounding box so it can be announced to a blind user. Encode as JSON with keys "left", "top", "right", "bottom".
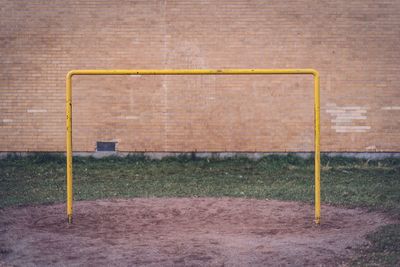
{"left": 0, "top": 198, "right": 393, "bottom": 266}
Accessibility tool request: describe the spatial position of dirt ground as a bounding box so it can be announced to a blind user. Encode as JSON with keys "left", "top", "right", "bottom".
{"left": 0, "top": 198, "right": 393, "bottom": 266}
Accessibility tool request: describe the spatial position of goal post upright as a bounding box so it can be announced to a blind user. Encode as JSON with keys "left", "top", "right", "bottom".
{"left": 66, "top": 72, "right": 73, "bottom": 224}
{"left": 314, "top": 72, "right": 321, "bottom": 225}
{"left": 65, "top": 68, "right": 321, "bottom": 224}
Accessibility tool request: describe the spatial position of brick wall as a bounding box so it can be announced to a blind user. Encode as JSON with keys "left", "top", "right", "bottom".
{"left": 1, "top": 0, "right": 399, "bottom": 152}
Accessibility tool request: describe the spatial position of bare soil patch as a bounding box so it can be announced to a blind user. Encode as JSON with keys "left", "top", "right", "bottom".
{"left": 0, "top": 198, "right": 392, "bottom": 266}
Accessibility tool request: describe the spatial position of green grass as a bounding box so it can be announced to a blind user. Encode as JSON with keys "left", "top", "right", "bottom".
{"left": 0, "top": 153, "right": 399, "bottom": 265}
{"left": 352, "top": 224, "right": 400, "bottom": 266}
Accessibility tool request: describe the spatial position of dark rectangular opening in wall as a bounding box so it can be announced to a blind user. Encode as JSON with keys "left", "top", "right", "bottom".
{"left": 96, "top": 141, "right": 116, "bottom": 152}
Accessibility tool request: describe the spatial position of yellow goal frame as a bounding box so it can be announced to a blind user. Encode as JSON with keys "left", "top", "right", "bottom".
{"left": 66, "top": 69, "right": 321, "bottom": 224}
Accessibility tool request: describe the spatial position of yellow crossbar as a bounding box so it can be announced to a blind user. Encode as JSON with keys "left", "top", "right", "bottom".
{"left": 66, "top": 69, "right": 321, "bottom": 224}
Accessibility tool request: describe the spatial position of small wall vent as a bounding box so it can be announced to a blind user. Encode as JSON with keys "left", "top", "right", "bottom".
{"left": 96, "top": 141, "right": 116, "bottom": 152}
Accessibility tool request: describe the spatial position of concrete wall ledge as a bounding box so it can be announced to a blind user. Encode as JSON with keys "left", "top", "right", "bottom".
{"left": 1, "top": 152, "right": 400, "bottom": 160}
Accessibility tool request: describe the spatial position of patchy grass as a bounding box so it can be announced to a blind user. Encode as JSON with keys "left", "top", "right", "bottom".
{"left": 0, "top": 154, "right": 399, "bottom": 265}
{"left": 351, "top": 224, "right": 400, "bottom": 266}
{"left": 1, "top": 154, "right": 399, "bottom": 212}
